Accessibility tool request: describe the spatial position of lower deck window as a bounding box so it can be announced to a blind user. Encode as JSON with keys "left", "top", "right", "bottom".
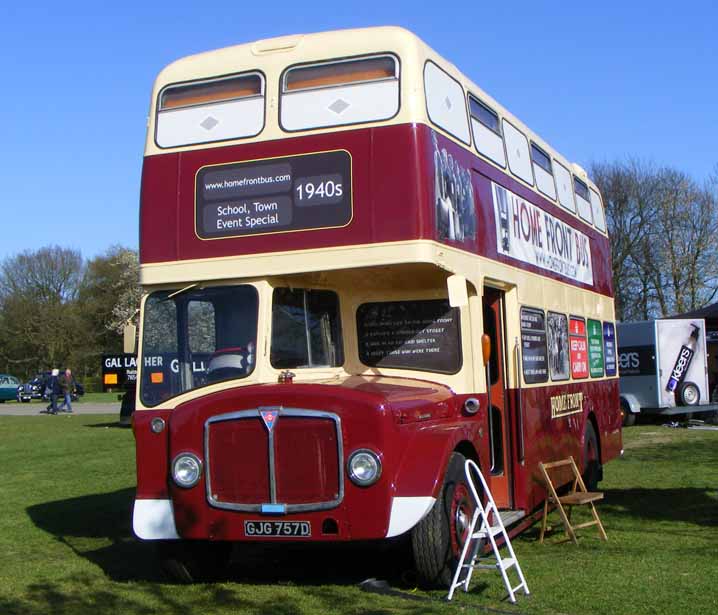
{"left": 356, "top": 299, "right": 462, "bottom": 374}
{"left": 271, "top": 288, "right": 343, "bottom": 369}
{"left": 140, "top": 285, "right": 258, "bottom": 407}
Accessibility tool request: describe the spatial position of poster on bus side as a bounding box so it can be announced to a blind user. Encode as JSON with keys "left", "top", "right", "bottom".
{"left": 569, "top": 317, "right": 588, "bottom": 379}
{"left": 492, "top": 182, "right": 594, "bottom": 286}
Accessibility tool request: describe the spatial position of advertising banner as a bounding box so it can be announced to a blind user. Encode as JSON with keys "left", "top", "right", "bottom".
{"left": 195, "top": 150, "right": 352, "bottom": 239}
{"left": 656, "top": 319, "right": 708, "bottom": 407}
{"left": 492, "top": 182, "right": 593, "bottom": 285}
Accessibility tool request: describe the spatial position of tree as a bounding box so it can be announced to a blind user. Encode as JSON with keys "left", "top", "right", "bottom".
{"left": 78, "top": 246, "right": 139, "bottom": 358}
{"left": 0, "top": 246, "right": 84, "bottom": 376}
{"left": 590, "top": 160, "right": 718, "bottom": 320}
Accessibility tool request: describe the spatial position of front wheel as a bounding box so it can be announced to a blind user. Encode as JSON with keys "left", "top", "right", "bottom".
{"left": 677, "top": 381, "right": 700, "bottom": 407}
{"left": 157, "top": 540, "right": 232, "bottom": 583}
{"left": 620, "top": 399, "right": 636, "bottom": 427}
{"left": 411, "top": 452, "right": 475, "bottom": 588}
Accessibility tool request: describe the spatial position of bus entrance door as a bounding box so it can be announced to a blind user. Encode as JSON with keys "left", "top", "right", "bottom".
{"left": 482, "top": 286, "right": 513, "bottom": 508}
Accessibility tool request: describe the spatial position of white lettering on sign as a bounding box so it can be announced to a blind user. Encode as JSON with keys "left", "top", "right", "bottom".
{"left": 492, "top": 182, "right": 594, "bottom": 286}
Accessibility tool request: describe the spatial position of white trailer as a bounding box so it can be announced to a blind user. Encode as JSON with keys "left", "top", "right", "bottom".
{"left": 617, "top": 319, "right": 717, "bottom": 425}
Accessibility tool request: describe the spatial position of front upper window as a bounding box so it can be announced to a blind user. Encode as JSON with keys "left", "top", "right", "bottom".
{"left": 155, "top": 72, "right": 265, "bottom": 148}
{"left": 140, "top": 285, "right": 259, "bottom": 406}
{"left": 280, "top": 55, "right": 400, "bottom": 131}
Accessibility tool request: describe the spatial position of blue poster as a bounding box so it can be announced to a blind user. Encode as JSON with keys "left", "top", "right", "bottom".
{"left": 603, "top": 322, "right": 617, "bottom": 376}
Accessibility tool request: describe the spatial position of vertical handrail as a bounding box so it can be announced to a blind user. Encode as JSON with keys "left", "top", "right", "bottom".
{"left": 514, "top": 337, "right": 525, "bottom": 464}
{"left": 486, "top": 360, "right": 496, "bottom": 472}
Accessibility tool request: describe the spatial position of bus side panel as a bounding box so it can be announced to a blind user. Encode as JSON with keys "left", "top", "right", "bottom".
{"left": 419, "top": 124, "right": 614, "bottom": 298}
{"left": 516, "top": 379, "right": 621, "bottom": 511}
{"left": 139, "top": 124, "right": 431, "bottom": 265}
{"left": 140, "top": 154, "right": 179, "bottom": 263}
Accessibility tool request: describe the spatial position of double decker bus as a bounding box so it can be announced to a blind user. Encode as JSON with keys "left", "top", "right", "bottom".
{"left": 132, "top": 26, "right": 622, "bottom": 585}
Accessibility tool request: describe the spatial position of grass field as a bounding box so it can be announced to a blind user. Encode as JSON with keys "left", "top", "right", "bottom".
{"left": 1, "top": 416, "right": 716, "bottom": 615}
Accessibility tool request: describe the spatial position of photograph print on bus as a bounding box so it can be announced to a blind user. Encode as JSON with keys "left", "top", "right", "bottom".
{"left": 432, "top": 131, "right": 475, "bottom": 243}
{"left": 547, "top": 311, "right": 570, "bottom": 380}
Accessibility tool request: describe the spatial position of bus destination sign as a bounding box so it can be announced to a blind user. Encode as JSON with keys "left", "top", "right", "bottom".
{"left": 195, "top": 150, "right": 352, "bottom": 239}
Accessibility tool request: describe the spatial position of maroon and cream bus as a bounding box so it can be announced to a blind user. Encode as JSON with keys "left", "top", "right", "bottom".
{"left": 130, "top": 26, "right": 622, "bottom": 585}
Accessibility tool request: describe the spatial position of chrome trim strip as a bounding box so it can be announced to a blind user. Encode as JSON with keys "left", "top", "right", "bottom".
{"left": 204, "top": 407, "right": 344, "bottom": 513}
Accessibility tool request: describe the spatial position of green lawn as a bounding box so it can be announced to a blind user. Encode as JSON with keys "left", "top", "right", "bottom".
{"left": 1, "top": 417, "right": 716, "bottom": 614}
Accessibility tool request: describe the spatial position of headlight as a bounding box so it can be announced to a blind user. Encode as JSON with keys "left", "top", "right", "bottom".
{"left": 171, "top": 453, "right": 202, "bottom": 488}
{"left": 347, "top": 449, "right": 382, "bottom": 487}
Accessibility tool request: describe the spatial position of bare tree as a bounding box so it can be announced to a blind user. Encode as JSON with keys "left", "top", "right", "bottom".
{"left": 590, "top": 160, "right": 718, "bottom": 321}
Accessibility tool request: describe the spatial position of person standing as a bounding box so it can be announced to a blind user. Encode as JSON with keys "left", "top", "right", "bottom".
{"left": 45, "top": 369, "right": 61, "bottom": 415}
{"left": 59, "top": 368, "right": 76, "bottom": 413}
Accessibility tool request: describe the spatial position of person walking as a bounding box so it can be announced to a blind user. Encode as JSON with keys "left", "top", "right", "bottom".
{"left": 45, "top": 369, "right": 61, "bottom": 415}
{"left": 58, "top": 368, "right": 76, "bottom": 413}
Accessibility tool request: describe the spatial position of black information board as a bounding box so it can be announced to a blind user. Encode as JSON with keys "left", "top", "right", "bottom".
{"left": 520, "top": 307, "right": 548, "bottom": 383}
{"left": 102, "top": 353, "right": 137, "bottom": 391}
{"left": 356, "top": 300, "right": 462, "bottom": 374}
{"left": 195, "top": 150, "right": 352, "bottom": 239}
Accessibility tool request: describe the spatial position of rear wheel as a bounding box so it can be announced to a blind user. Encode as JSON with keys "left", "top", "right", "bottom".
{"left": 582, "top": 422, "right": 601, "bottom": 491}
{"left": 157, "top": 540, "right": 232, "bottom": 583}
{"left": 411, "top": 452, "right": 475, "bottom": 588}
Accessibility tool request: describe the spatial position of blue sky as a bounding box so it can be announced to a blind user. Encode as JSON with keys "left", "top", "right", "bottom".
{"left": 1, "top": 0, "right": 716, "bottom": 262}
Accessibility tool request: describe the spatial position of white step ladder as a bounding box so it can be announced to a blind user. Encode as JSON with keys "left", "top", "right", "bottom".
{"left": 447, "top": 459, "right": 529, "bottom": 604}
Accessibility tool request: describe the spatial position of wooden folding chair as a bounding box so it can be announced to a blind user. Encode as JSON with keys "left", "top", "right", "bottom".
{"left": 538, "top": 456, "right": 607, "bottom": 545}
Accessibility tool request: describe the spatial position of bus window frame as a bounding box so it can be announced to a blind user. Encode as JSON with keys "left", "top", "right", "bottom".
{"left": 502, "top": 118, "right": 535, "bottom": 188}
{"left": 530, "top": 141, "right": 557, "bottom": 200}
{"left": 423, "top": 60, "right": 472, "bottom": 146}
{"left": 154, "top": 70, "right": 267, "bottom": 150}
{"left": 278, "top": 52, "right": 402, "bottom": 133}
{"left": 468, "top": 93, "right": 507, "bottom": 169}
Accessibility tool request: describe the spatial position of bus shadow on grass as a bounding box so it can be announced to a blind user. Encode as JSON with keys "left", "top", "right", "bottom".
{"left": 599, "top": 487, "right": 718, "bottom": 528}
{"left": 25, "top": 489, "right": 418, "bottom": 590}
{"left": 26, "top": 488, "right": 163, "bottom": 583}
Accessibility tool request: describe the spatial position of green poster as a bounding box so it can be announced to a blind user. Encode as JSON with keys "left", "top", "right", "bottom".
{"left": 588, "top": 319, "right": 604, "bottom": 377}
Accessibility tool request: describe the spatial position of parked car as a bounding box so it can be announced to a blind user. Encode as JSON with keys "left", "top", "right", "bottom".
{"left": 0, "top": 375, "right": 22, "bottom": 402}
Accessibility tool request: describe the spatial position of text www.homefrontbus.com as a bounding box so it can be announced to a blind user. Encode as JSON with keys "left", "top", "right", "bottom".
{"left": 204, "top": 173, "right": 291, "bottom": 192}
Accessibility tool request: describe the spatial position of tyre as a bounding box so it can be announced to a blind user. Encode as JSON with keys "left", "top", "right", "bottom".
{"left": 676, "top": 381, "right": 700, "bottom": 406}
{"left": 411, "top": 452, "right": 475, "bottom": 588}
{"left": 157, "top": 540, "right": 232, "bottom": 583}
{"left": 582, "top": 422, "right": 601, "bottom": 491}
{"left": 620, "top": 399, "right": 636, "bottom": 427}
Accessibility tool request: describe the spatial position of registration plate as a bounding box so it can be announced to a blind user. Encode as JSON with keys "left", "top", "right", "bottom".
{"left": 244, "top": 520, "right": 311, "bottom": 537}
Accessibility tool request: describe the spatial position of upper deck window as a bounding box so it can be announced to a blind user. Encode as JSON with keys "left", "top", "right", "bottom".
{"left": 589, "top": 188, "right": 607, "bottom": 233}
{"left": 530, "top": 143, "right": 556, "bottom": 200}
{"left": 502, "top": 120, "right": 534, "bottom": 186}
{"left": 284, "top": 56, "right": 396, "bottom": 91}
{"left": 469, "top": 95, "right": 506, "bottom": 167}
{"left": 156, "top": 72, "right": 265, "bottom": 148}
{"left": 280, "top": 55, "right": 399, "bottom": 131}
{"left": 555, "top": 161, "right": 576, "bottom": 212}
{"left": 424, "top": 61, "right": 471, "bottom": 145}
{"left": 573, "top": 176, "right": 593, "bottom": 224}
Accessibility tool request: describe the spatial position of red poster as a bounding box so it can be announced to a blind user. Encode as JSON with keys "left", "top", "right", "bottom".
{"left": 569, "top": 317, "right": 588, "bottom": 378}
